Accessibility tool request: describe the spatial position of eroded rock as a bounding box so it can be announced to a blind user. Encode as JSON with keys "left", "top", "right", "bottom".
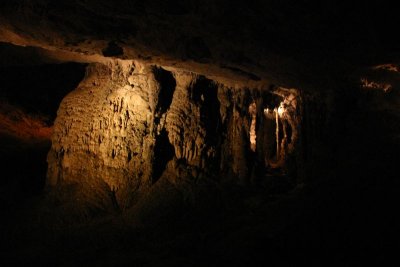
{"left": 47, "top": 60, "right": 307, "bottom": 216}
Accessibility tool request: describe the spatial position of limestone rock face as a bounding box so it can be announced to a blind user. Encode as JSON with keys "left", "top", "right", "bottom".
{"left": 166, "top": 73, "right": 220, "bottom": 167}
{"left": 47, "top": 61, "right": 305, "bottom": 212}
{"left": 47, "top": 61, "right": 160, "bottom": 208}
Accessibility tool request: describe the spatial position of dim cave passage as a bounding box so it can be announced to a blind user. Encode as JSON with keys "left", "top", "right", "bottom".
{"left": 1, "top": 3, "right": 400, "bottom": 265}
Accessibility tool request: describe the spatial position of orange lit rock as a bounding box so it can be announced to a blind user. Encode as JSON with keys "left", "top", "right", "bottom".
{"left": 47, "top": 61, "right": 159, "bottom": 208}
{"left": 46, "top": 61, "right": 302, "bottom": 211}
{"left": 0, "top": 100, "right": 52, "bottom": 142}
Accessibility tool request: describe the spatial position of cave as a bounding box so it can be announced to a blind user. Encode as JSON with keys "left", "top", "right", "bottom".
{"left": 1, "top": 1, "right": 400, "bottom": 266}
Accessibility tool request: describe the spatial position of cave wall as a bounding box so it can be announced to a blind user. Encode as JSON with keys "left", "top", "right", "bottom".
{"left": 47, "top": 61, "right": 160, "bottom": 208}
{"left": 47, "top": 61, "right": 309, "bottom": 212}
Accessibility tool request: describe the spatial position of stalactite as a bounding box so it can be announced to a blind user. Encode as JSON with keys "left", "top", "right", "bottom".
{"left": 249, "top": 102, "right": 257, "bottom": 152}
{"left": 275, "top": 107, "right": 280, "bottom": 162}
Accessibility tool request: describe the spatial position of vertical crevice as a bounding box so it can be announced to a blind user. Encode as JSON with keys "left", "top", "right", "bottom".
{"left": 151, "top": 67, "right": 177, "bottom": 183}
{"left": 275, "top": 106, "right": 280, "bottom": 162}
{"left": 192, "top": 76, "right": 221, "bottom": 146}
{"left": 153, "top": 67, "right": 176, "bottom": 116}
{"left": 152, "top": 129, "right": 175, "bottom": 183}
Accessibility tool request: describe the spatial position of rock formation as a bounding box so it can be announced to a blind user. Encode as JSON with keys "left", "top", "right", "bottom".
{"left": 0, "top": 1, "right": 359, "bottom": 220}
{"left": 45, "top": 58, "right": 305, "bottom": 213}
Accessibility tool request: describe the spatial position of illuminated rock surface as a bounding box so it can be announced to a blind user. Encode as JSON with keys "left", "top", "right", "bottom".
{"left": 46, "top": 60, "right": 304, "bottom": 214}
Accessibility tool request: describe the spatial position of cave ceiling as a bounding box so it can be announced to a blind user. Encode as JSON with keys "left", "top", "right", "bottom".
{"left": 1, "top": 0, "right": 399, "bottom": 90}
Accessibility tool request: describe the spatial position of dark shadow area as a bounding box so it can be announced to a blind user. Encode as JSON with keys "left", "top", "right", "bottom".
{"left": 102, "top": 41, "right": 124, "bottom": 57}
{"left": 192, "top": 76, "right": 220, "bottom": 146}
{"left": 153, "top": 67, "right": 176, "bottom": 115}
{"left": 152, "top": 129, "right": 175, "bottom": 183}
{"left": 0, "top": 62, "right": 86, "bottom": 123}
{"left": 0, "top": 45, "right": 87, "bottom": 211}
{"left": 0, "top": 137, "right": 50, "bottom": 204}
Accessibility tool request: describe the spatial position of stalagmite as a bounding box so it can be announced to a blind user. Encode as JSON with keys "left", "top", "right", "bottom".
{"left": 249, "top": 102, "right": 257, "bottom": 152}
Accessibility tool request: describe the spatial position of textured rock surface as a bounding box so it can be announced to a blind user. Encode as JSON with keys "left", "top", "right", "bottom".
{"left": 46, "top": 60, "right": 307, "bottom": 212}
{"left": 0, "top": 1, "right": 350, "bottom": 218}
{"left": 48, "top": 61, "right": 158, "bottom": 208}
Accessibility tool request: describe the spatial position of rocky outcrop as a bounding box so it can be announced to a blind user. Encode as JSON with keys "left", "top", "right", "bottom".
{"left": 47, "top": 61, "right": 306, "bottom": 214}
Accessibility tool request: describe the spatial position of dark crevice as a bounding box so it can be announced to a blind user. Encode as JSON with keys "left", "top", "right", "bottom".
{"left": 192, "top": 76, "right": 221, "bottom": 146}
{"left": 127, "top": 149, "right": 132, "bottom": 162}
{"left": 286, "top": 122, "right": 293, "bottom": 144}
{"left": 153, "top": 67, "right": 176, "bottom": 116}
{"left": 102, "top": 41, "right": 124, "bottom": 57}
{"left": 263, "top": 117, "right": 278, "bottom": 163}
{"left": 152, "top": 129, "right": 175, "bottom": 184}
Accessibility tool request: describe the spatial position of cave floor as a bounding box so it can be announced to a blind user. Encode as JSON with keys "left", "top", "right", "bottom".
{"left": 1, "top": 162, "right": 398, "bottom": 267}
